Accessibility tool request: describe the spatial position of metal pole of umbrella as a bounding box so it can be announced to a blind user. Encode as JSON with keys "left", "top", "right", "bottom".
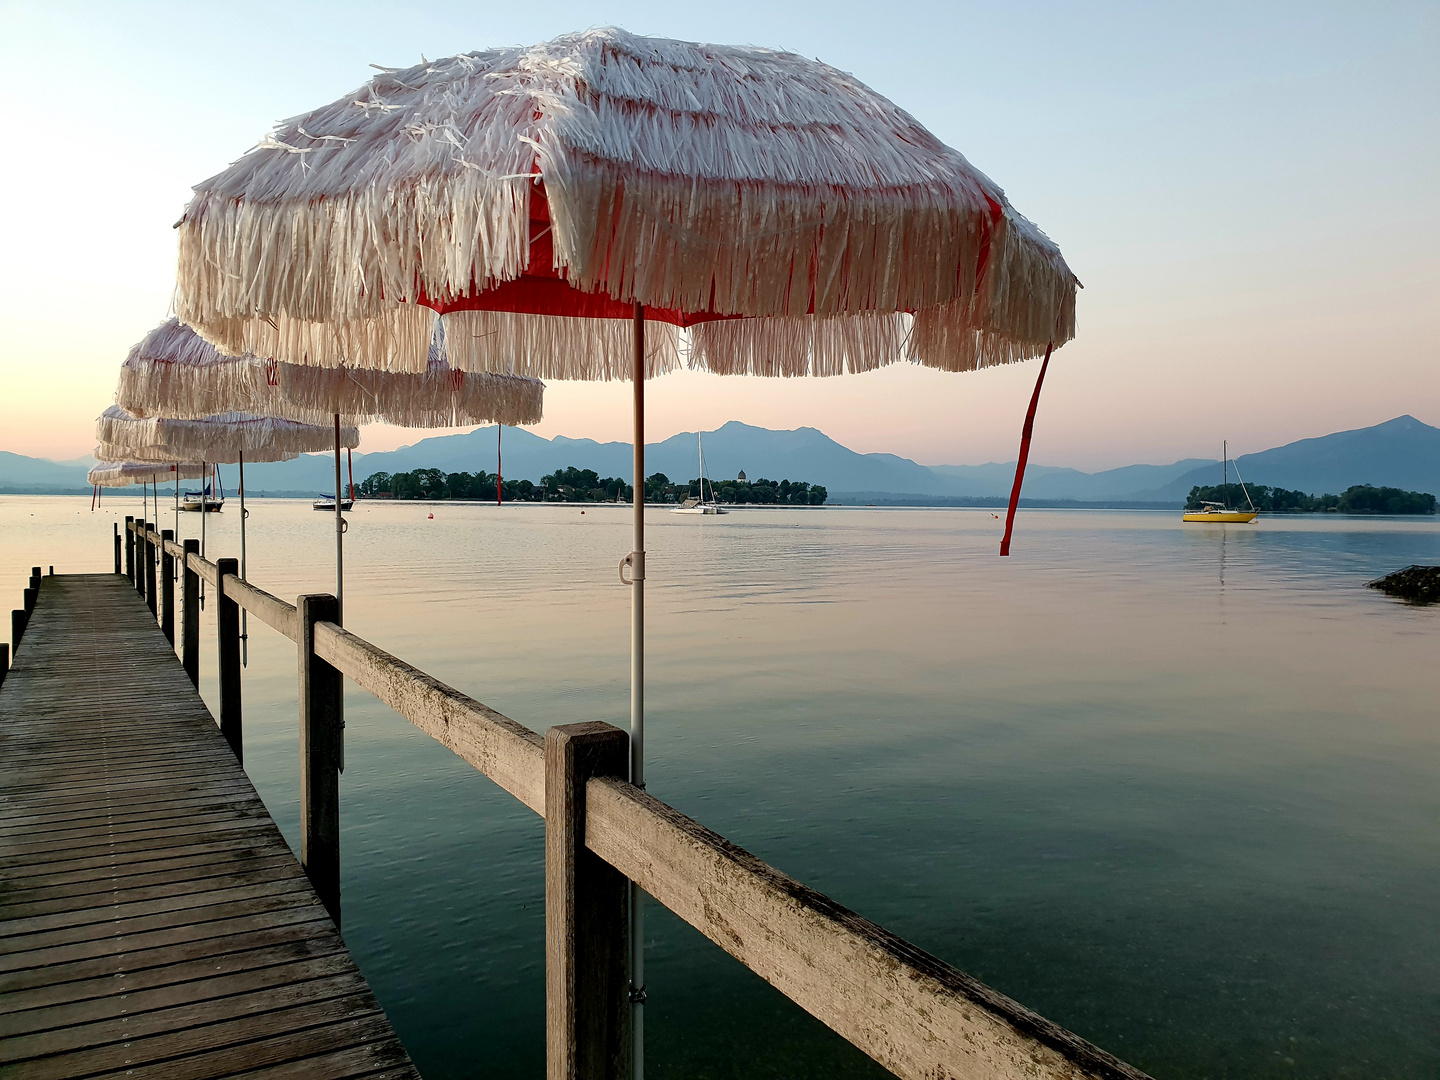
{"left": 333, "top": 413, "right": 345, "bottom": 772}
{"left": 200, "top": 460, "right": 207, "bottom": 609}
{"left": 333, "top": 414, "right": 344, "bottom": 619}
{"left": 627, "top": 301, "right": 647, "bottom": 1080}
{"left": 239, "top": 451, "right": 248, "bottom": 667}
{"left": 173, "top": 471, "right": 180, "bottom": 578}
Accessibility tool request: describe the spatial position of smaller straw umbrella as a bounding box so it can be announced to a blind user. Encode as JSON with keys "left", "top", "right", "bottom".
{"left": 98, "top": 406, "right": 358, "bottom": 654}
{"left": 113, "top": 318, "right": 544, "bottom": 615}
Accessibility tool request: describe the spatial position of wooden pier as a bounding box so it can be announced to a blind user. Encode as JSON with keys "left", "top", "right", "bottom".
{"left": 0, "top": 573, "right": 417, "bottom": 1079}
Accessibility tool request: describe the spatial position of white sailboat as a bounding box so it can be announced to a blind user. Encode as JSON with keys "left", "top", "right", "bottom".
{"left": 671, "top": 431, "right": 728, "bottom": 515}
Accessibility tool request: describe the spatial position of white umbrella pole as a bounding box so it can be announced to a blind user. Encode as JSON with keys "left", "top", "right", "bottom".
{"left": 200, "top": 460, "right": 207, "bottom": 609}
{"left": 173, "top": 472, "right": 179, "bottom": 577}
{"left": 239, "top": 452, "right": 248, "bottom": 667}
{"left": 628, "top": 302, "right": 647, "bottom": 1080}
{"left": 334, "top": 415, "right": 344, "bottom": 619}
{"left": 333, "top": 414, "right": 345, "bottom": 773}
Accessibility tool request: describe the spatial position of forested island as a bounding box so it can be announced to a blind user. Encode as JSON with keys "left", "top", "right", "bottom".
{"left": 358, "top": 466, "right": 827, "bottom": 505}
{"left": 1186, "top": 483, "right": 1436, "bottom": 514}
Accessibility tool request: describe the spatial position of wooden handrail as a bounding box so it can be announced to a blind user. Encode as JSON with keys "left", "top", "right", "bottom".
{"left": 127, "top": 520, "right": 1150, "bottom": 1080}
{"left": 224, "top": 575, "right": 298, "bottom": 643}
{"left": 312, "top": 620, "right": 545, "bottom": 814}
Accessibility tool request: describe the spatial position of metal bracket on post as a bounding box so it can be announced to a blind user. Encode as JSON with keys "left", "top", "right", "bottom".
{"left": 217, "top": 558, "right": 242, "bottom": 765}
{"left": 182, "top": 539, "right": 200, "bottom": 689}
{"left": 546, "top": 721, "right": 631, "bottom": 1080}
{"left": 618, "top": 550, "right": 645, "bottom": 585}
{"left": 160, "top": 530, "right": 175, "bottom": 645}
{"left": 298, "top": 593, "right": 343, "bottom": 927}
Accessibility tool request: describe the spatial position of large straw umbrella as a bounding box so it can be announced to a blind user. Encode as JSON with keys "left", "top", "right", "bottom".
{"left": 172, "top": 28, "right": 1079, "bottom": 1064}
{"left": 114, "top": 318, "right": 545, "bottom": 614}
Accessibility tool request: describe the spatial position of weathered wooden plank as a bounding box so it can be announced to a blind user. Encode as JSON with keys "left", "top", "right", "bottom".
{"left": 0, "top": 952, "right": 361, "bottom": 1039}
{"left": 0, "top": 859, "right": 304, "bottom": 921}
{"left": 79, "top": 1011, "right": 406, "bottom": 1080}
{"left": 0, "top": 914, "right": 337, "bottom": 995}
{"left": 0, "top": 934, "right": 345, "bottom": 1017}
{"left": 3, "top": 991, "right": 383, "bottom": 1078}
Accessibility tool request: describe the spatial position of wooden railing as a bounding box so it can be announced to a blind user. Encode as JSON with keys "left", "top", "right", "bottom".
{"left": 121, "top": 517, "right": 1152, "bottom": 1080}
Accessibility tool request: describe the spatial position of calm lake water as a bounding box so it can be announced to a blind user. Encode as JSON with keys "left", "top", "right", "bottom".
{"left": 3, "top": 494, "right": 1438, "bottom": 1079}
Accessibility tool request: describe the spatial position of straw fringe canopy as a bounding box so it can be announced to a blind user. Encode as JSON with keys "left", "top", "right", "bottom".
{"left": 115, "top": 319, "right": 544, "bottom": 428}
{"left": 96, "top": 405, "right": 357, "bottom": 465}
{"left": 88, "top": 461, "right": 204, "bottom": 487}
{"left": 176, "top": 28, "right": 1078, "bottom": 381}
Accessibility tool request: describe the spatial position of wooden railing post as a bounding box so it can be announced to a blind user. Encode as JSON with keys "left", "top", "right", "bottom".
{"left": 124, "top": 516, "right": 135, "bottom": 582}
{"left": 114, "top": 523, "right": 122, "bottom": 575}
{"left": 298, "top": 593, "right": 342, "bottom": 926}
{"left": 217, "top": 558, "right": 242, "bottom": 764}
{"left": 11, "top": 609, "right": 26, "bottom": 656}
{"left": 144, "top": 533, "right": 158, "bottom": 619}
{"left": 182, "top": 539, "right": 200, "bottom": 688}
{"left": 160, "top": 530, "right": 175, "bottom": 645}
{"left": 135, "top": 521, "right": 147, "bottom": 599}
{"left": 0, "top": 643, "right": 8, "bottom": 688}
{"left": 546, "top": 721, "right": 631, "bottom": 1080}
{"left": 23, "top": 587, "right": 37, "bottom": 615}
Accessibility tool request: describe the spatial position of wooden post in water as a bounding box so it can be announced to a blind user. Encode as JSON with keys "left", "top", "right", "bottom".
{"left": 160, "top": 530, "right": 175, "bottom": 645}
{"left": 182, "top": 539, "right": 200, "bottom": 689}
{"left": 216, "top": 558, "right": 242, "bottom": 764}
{"left": 23, "top": 587, "right": 36, "bottom": 615}
{"left": 114, "top": 523, "right": 122, "bottom": 575}
{"left": 298, "top": 593, "right": 342, "bottom": 926}
{"left": 10, "top": 611, "right": 24, "bottom": 656}
{"left": 136, "top": 521, "right": 148, "bottom": 599}
{"left": 145, "top": 533, "right": 158, "bottom": 619}
{"left": 124, "top": 516, "right": 135, "bottom": 582}
{"left": 546, "top": 721, "right": 631, "bottom": 1080}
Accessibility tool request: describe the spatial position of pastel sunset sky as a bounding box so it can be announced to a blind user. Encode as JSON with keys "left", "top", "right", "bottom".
{"left": 0, "top": 0, "right": 1434, "bottom": 468}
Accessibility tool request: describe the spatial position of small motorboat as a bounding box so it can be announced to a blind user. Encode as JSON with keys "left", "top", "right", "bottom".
{"left": 313, "top": 494, "right": 355, "bottom": 512}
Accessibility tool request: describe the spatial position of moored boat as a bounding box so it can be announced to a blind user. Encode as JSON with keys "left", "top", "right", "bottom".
{"left": 1183, "top": 440, "right": 1258, "bottom": 524}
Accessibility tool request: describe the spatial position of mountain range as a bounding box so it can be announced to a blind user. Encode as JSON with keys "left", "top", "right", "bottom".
{"left": 2, "top": 416, "right": 1436, "bottom": 507}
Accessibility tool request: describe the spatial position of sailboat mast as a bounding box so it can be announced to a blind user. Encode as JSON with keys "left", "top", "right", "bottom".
{"left": 1223, "top": 440, "right": 1228, "bottom": 508}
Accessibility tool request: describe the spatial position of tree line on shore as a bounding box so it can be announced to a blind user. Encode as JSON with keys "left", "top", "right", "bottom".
{"left": 1185, "top": 483, "right": 1435, "bottom": 514}
{"left": 358, "top": 466, "right": 827, "bottom": 505}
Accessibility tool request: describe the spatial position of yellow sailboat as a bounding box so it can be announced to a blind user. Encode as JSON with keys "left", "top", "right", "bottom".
{"left": 1183, "top": 441, "right": 1259, "bottom": 523}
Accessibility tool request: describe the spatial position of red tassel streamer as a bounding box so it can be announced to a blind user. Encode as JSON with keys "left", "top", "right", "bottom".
{"left": 999, "top": 339, "right": 1055, "bottom": 557}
